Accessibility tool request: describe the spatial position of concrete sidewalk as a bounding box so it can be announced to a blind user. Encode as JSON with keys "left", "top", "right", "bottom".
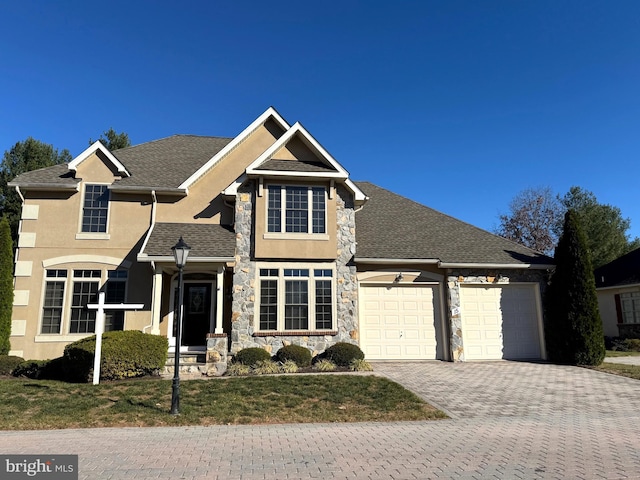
{"left": 1, "top": 361, "right": 639, "bottom": 479}
{"left": 604, "top": 355, "right": 640, "bottom": 365}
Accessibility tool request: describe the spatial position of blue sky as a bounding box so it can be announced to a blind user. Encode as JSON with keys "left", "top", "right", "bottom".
{"left": 1, "top": 1, "right": 639, "bottom": 239}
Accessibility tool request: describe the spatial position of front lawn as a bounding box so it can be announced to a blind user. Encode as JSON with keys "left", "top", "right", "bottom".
{"left": 605, "top": 350, "right": 640, "bottom": 357}
{"left": 0, "top": 375, "right": 446, "bottom": 430}
{"left": 593, "top": 363, "right": 640, "bottom": 381}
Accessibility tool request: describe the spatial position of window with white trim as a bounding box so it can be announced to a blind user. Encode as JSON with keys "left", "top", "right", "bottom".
{"left": 82, "top": 184, "right": 109, "bottom": 233}
{"left": 104, "top": 270, "right": 128, "bottom": 331}
{"left": 40, "top": 270, "right": 67, "bottom": 334}
{"left": 620, "top": 292, "right": 640, "bottom": 324}
{"left": 257, "top": 266, "right": 335, "bottom": 331}
{"left": 267, "top": 185, "right": 326, "bottom": 234}
{"left": 69, "top": 269, "right": 100, "bottom": 334}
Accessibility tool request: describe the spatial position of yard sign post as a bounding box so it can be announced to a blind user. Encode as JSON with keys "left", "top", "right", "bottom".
{"left": 87, "top": 291, "right": 144, "bottom": 385}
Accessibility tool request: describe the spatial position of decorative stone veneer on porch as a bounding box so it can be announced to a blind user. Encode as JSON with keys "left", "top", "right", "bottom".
{"left": 230, "top": 182, "right": 359, "bottom": 356}
{"left": 446, "top": 269, "right": 549, "bottom": 361}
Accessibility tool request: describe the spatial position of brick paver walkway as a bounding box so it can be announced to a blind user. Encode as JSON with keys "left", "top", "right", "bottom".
{"left": 1, "top": 361, "right": 639, "bottom": 479}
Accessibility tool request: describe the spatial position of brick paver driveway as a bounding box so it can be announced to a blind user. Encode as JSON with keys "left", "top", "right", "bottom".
{"left": 1, "top": 361, "right": 639, "bottom": 479}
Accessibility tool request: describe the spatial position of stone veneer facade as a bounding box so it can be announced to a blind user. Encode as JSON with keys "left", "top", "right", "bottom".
{"left": 445, "top": 269, "right": 549, "bottom": 361}
{"left": 230, "top": 182, "right": 359, "bottom": 357}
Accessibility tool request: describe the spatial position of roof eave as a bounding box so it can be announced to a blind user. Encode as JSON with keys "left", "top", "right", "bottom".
{"left": 9, "top": 182, "right": 79, "bottom": 192}
{"left": 137, "top": 254, "right": 235, "bottom": 263}
{"left": 438, "top": 262, "right": 554, "bottom": 270}
{"left": 109, "top": 186, "right": 187, "bottom": 196}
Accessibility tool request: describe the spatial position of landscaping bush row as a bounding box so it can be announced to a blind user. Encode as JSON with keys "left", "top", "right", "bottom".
{"left": 227, "top": 357, "right": 372, "bottom": 376}
{"left": 605, "top": 337, "right": 640, "bottom": 352}
{"left": 231, "top": 342, "right": 366, "bottom": 370}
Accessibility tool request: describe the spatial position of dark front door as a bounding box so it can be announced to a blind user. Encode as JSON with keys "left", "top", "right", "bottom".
{"left": 181, "top": 283, "right": 212, "bottom": 346}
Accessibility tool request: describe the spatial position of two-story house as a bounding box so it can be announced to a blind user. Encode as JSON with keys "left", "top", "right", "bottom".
{"left": 8, "top": 107, "right": 553, "bottom": 371}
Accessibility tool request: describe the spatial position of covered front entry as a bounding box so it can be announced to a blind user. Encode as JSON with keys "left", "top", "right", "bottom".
{"left": 459, "top": 284, "right": 544, "bottom": 360}
{"left": 179, "top": 283, "right": 212, "bottom": 346}
{"left": 359, "top": 284, "right": 444, "bottom": 360}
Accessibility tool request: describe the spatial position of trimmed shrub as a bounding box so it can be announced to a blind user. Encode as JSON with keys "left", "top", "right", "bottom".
{"left": 624, "top": 339, "right": 640, "bottom": 352}
{"left": 0, "top": 355, "right": 24, "bottom": 375}
{"left": 64, "top": 331, "right": 168, "bottom": 382}
{"left": 276, "top": 344, "right": 312, "bottom": 367}
{"left": 13, "top": 360, "right": 49, "bottom": 379}
{"left": 324, "top": 342, "right": 365, "bottom": 367}
{"left": 312, "top": 359, "right": 336, "bottom": 372}
{"left": 233, "top": 347, "right": 271, "bottom": 366}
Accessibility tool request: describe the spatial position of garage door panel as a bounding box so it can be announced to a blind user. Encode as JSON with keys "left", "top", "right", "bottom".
{"left": 361, "top": 284, "right": 442, "bottom": 360}
{"left": 461, "top": 285, "right": 541, "bottom": 361}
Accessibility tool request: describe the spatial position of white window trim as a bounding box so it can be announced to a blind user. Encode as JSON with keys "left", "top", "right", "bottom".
{"left": 254, "top": 262, "right": 337, "bottom": 333}
{"left": 36, "top": 267, "right": 129, "bottom": 337}
{"left": 265, "top": 184, "right": 327, "bottom": 236}
{"left": 620, "top": 292, "right": 640, "bottom": 324}
{"left": 77, "top": 182, "right": 112, "bottom": 238}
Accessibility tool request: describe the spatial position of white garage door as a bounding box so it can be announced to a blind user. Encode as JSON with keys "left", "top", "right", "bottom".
{"left": 360, "top": 284, "right": 442, "bottom": 360}
{"left": 460, "top": 285, "right": 542, "bottom": 360}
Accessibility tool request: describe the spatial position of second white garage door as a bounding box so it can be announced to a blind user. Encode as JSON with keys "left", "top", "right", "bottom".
{"left": 360, "top": 284, "right": 443, "bottom": 360}
{"left": 460, "top": 284, "right": 543, "bottom": 361}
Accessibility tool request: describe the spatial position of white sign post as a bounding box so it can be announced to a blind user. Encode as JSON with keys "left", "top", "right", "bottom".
{"left": 87, "top": 292, "right": 144, "bottom": 385}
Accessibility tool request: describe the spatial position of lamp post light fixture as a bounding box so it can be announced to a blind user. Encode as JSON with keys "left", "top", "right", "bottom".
{"left": 170, "top": 236, "right": 191, "bottom": 415}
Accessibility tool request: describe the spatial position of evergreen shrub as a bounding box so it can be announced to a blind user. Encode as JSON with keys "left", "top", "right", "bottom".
{"left": 233, "top": 347, "right": 271, "bottom": 366}
{"left": 324, "top": 342, "right": 365, "bottom": 366}
{"left": 0, "top": 355, "right": 24, "bottom": 375}
{"left": 276, "top": 344, "right": 312, "bottom": 367}
{"left": 64, "top": 331, "right": 168, "bottom": 382}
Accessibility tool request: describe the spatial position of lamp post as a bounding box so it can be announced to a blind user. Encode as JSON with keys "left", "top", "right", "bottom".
{"left": 171, "top": 236, "right": 191, "bottom": 415}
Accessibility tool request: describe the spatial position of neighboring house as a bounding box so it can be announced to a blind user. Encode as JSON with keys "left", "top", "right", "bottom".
{"left": 8, "top": 107, "right": 553, "bottom": 370}
{"left": 595, "top": 248, "right": 640, "bottom": 338}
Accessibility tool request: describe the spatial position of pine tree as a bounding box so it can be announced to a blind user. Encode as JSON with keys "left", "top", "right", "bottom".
{"left": 0, "top": 216, "right": 13, "bottom": 354}
{"left": 544, "top": 210, "right": 605, "bottom": 365}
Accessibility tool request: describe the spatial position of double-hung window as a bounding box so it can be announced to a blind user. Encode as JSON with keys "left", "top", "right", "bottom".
{"left": 257, "top": 266, "right": 335, "bottom": 332}
{"left": 40, "top": 270, "right": 67, "bottom": 334}
{"left": 104, "top": 270, "right": 128, "bottom": 331}
{"left": 620, "top": 292, "right": 640, "bottom": 324}
{"left": 69, "top": 269, "right": 101, "bottom": 334}
{"left": 267, "top": 185, "right": 326, "bottom": 234}
{"left": 82, "top": 184, "right": 109, "bottom": 233}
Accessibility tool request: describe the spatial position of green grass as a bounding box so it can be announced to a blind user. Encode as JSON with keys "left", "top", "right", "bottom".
{"left": 0, "top": 375, "right": 446, "bottom": 430}
{"left": 605, "top": 350, "right": 640, "bottom": 357}
{"left": 593, "top": 363, "right": 640, "bottom": 380}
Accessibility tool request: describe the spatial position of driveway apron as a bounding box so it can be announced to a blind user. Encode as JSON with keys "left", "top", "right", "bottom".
{"left": 1, "top": 361, "right": 639, "bottom": 479}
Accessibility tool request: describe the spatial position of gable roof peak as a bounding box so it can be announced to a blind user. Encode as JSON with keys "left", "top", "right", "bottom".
{"left": 68, "top": 141, "right": 130, "bottom": 177}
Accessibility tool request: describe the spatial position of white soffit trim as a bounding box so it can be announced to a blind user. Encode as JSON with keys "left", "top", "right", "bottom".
{"left": 222, "top": 173, "right": 247, "bottom": 197}
{"left": 438, "top": 262, "right": 554, "bottom": 269}
{"left": 68, "top": 141, "right": 130, "bottom": 176}
{"left": 137, "top": 254, "right": 235, "bottom": 263}
{"left": 596, "top": 283, "right": 640, "bottom": 291}
{"left": 355, "top": 258, "right": 440, "bottom": 265}
{"left": 246, "top": 122, "right": 348, "bottom": 178}
{"left": 179, "top": 107, "right": 291, "bottom": 190}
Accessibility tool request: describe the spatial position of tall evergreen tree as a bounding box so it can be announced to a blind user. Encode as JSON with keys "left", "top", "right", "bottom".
{"left": 544, "top": 210, "right": 605, "bottom": 365}
{"left": 0, "top": 216, "right": 13, "bottom": 355}
{"left": 0, "top": 138, "right": 71, "bottom": 246}
{"left": 89, "top": 128, "right": 131, "bottom": 151}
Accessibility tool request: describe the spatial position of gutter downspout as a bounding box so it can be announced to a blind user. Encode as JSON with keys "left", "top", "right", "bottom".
{"left": 143, "top": 191, "right": 159, "bottom": 334}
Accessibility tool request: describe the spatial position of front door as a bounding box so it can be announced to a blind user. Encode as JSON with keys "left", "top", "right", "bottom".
{"left": 180, "top": 283, "right": 212, "bottom": 346}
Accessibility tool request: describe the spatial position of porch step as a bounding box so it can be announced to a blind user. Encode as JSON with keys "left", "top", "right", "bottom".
{"left": 161, "top": 352, "right": 208, "bottom": 377}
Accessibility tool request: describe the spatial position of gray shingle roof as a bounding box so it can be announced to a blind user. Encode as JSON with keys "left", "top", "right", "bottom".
{"left": 594, "top": 247, "right": 640, "bottom": 288}
{"left": 9, "top": 135, "right": 233, "bottom": 190}
{"left": 256, "top": 159, "right": 337, "bottom": 173}
{"left": 112, "top": 135, "right": 233, "bottom": 189}
{"left": 354, "top": 182, "right": 553, "bottom": 266}
{"left": 9, "top": 164, "right": 79, "bottom": 187}
{"left": 142, "top": 223, "right": 235, "bottom": 259}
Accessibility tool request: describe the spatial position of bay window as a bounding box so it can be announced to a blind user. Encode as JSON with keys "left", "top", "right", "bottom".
{"left": 257, "top": 266, "right": 335, "bottom": 332}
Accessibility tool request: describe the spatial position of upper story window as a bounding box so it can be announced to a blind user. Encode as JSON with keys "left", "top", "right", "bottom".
{"left": 82, "top": 184, "right": 109, "bottom": 233}
{"left": 267, "top": 185, "right": 326, "bottom": 234}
